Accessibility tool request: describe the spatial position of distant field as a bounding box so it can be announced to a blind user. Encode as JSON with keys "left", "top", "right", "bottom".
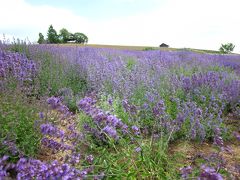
{"left": 59, "top": 43, "right": 223, "bottom": 54}
{"left": 59, "top": 43, "right": 159, "bottom": 50}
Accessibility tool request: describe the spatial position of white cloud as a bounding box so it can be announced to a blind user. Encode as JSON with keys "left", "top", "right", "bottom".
{"left": 0, "top": 0, "right": 240, "bottom": 52}
{"left": 0, "top": 0, "right": 91, "bottom": 41}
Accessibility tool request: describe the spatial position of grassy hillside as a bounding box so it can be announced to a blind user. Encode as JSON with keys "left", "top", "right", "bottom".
{"left": 58, "top": 43, "right": 228, "bottom": 55}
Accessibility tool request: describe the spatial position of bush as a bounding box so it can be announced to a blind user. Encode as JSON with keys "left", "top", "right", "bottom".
{"left": 143, "top": 47, "right": 155, "bottom": 51}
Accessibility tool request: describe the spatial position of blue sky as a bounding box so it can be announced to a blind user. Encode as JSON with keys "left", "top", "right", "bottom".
{"left": 0, "top": 0, "right": 240, "bottom": 52}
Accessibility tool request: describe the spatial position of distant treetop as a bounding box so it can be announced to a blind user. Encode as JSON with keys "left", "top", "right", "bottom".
{"left": 37, "top": 25, "right": 88, "bottom": 44}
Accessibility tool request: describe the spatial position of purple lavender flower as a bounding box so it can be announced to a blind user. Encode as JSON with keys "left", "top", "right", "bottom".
{"left": 106, "top": 115, "right": 120, "bottom": 127}
{"left": 213, "top": 128, "right": 224, "bottom": 147}
{"left": 0, "top": 155, "right": 10, "bottom": 178}
{"left": 2, "top": 140, "right": 19, "bottom": 155}
{"left": 40, "top": 123, "right": 65, "bottom": 138}
{"left": 68, "top": 153, "right": 81, "bottom": 165}
{"left": 131, "top": 125, "right": 140, "bottom": 135}
{"left": 108, "top": 97, "right": 113, "bottom": 106}
{"left": 135, "top": 147, "right": 141, "bottom": 153}
{"left": 214, "top": 127, "right": 221, "bottom": 135}
{"left": 122, "top": 99, "right": 137, "bottom": 115}
{"left": 78, "top": 96, "right": 129, "bottom": 142}
{"left": 201, "top": 95, "right": 206, "bottom": 102}
{"left": 102, "top": 126, "right": 118, "bottom": 139}
{"left": 47, "top": 97, "right": 61, "bottom": 109}
{"left": 195, "top": 108, "right": 202, "bottom": 116}
{"left": 182, "top": 77, "right": 191, "bottom": 92}
{"left": 41, "top": 137, "right": 72, "bottom": 151}
{"left": 39, "top": 112, "right": 44, "bottom": 119}
{"left": 13, "top": 157, "right": 92, "bottom": 179}
{"left": 86, "top": 155, "right": 94, "bottom": 164}
{"left": 142, "top": 103, "right": 149, "bottom": 110}
{"left": 152, "top": 100, "right": 165, "bottom": 117}
{"left": 180, "top": 166, "right": 192, "bottom": 179}
{"left": 233, "top": 131, "right": 240, "bottom": 141}
{"left": 121, "top": 124, "right": 129, "bottom": 134}
{"left": 199, "top": 165, "right": 223, "bottom": 180}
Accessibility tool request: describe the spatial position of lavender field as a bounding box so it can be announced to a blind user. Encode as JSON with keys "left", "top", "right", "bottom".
{"left": 0, "top": 42, "right": 240, "bottom": 179}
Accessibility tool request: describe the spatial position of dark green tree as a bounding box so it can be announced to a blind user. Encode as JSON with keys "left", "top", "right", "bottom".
{"left": 68, "top": 33, "right": 75, "bottom": 41}
{"left": 73, "top": 32, "right": 88, "bottom": 44}
{"left": 37, "top": 33, "right": 45, "bottom": 44}
{"left": 47, "top": 25, "right": 59, "bottom": 44}
{"left": 59, "top": 28, "right": 71, "bottom": 43}
{"left": 219, "top": 43, "right": 235, "bottom": 54}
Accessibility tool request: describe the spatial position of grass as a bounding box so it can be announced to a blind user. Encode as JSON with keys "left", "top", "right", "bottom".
{"left": 0, "top": 90, "right": 43, "bottom": 159}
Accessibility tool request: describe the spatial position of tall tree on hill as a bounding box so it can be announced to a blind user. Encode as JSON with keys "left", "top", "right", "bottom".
{"left": 59, "top": 28, "right": 70, "bottom": 43}
{"left": 37, "top": 33, "right": 45, "bottom": 44}
{"left": 47, "top": 25, "right": 59, "bottom": 44}
{"left": 219, "top": 43, "right": 235, "bottom": 54}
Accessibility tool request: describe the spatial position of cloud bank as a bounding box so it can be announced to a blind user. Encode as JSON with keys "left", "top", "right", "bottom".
{"left": 0, "top": 0, "right": 239, "bottom": 52}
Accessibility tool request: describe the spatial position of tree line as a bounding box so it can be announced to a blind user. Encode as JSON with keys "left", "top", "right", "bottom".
{"left": 38, "top": 25, "right": 88, "bottom": 44}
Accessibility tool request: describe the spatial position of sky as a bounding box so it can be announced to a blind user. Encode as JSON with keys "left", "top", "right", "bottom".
{"left": 0, "top": 0, "right": 240, "bottom": 52}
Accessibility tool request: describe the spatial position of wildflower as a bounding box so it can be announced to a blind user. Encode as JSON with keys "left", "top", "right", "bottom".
{"left": 131, "top": 125, "right": 140, "bottom": 135}
{"left": 199, "top": 165, "right": 223, "bottom": 180}
{"left": 102, "top": 126, "right": 118, "bottom": 139}
{"left": 233, "top": 131, "right": 240, "bottom": 141}
{"left": 135, "top": 147, "right": 141, "bottom": 153}
{"left": 40, "top": 123, "right": 65, "bottom": 138}
{"left": 86, "top": 155, "right": 94, "bottom": 164}
{"left": 39, "top": 112, "right": 44, "bottom": 119}
{"left": 180, "top": 166, "right": 192, "bottom": 179}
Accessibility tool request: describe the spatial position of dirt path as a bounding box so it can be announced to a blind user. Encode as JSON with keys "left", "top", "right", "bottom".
{"left": 169, "top": 139, "right": 240, "bottom": 179}
{"left": 37, "top": 109, "right": 80, "bottom": 163}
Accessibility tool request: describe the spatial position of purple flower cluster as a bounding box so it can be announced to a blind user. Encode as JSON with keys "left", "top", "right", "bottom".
{"left": 21, "top": 45, "right": 240, "bottom": 126}
{"left": 39, "top": 98, "right": 86, "bottom": 153}
{"left": 199, "top": 165, "right": 223, "bottom": 180}
{"left": 233, "top": 131, "right": 240, "bottom": 141}
{"left": 213, "top": 128, "right": 224, "bottom": 148}
{"left": 152, "top": 100, "right": 166, "bottom": 117}
{"left": 102, "top": 125, "right": 118, "bottom": 139}
{"left": 40, "top": 123, "right": 65, "bottom": 138}
{"left": 67, "top": 153, "right": 82, "bottom": 166}
{"left": 135, "top": 147, "right": 141, "bottom": 153}
{"left": 0, "top": 95, "right": 99, "bottom": 179}
{"left": 131, "top": 125, "right": 140, "bottom": 135}
{"left": 122, "top": 99, "right": 137, "bottom": 115}
{"left": 0, "top": 156, "right": 92, "bottom": 179}
{"left": 173, "top": 97, "right": 226, "bottom": 141}
{"left": 180, "top": 166, "right": 192, "bottom": 179}
{"left": 180, "top": 164, "right": 223, "bottom": 180}
{"left": 2, "top": 139, "right": 21, "bottom": 156}
{"left": 86, "top": 155, "right": 94, "bottom": 164}
{"left": 2, "top": 42, "right": 240, "bottom": 178}
{"left": 0, "top": 155, "right": 15, "bottom": 178}
{"left": 78, "top": 96, "right": 130, "bottom": 141}
{"left": 47, "top": 96, "right": 71, "bottom": 116}
{"left": 0, "top": 49, "right": 37, "bottom": 87}
{"left": 179, "top": 71, "right": 240, "bottom": 109}
{"left": 41, "top": 137, "right": 73, "bottom": 152}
